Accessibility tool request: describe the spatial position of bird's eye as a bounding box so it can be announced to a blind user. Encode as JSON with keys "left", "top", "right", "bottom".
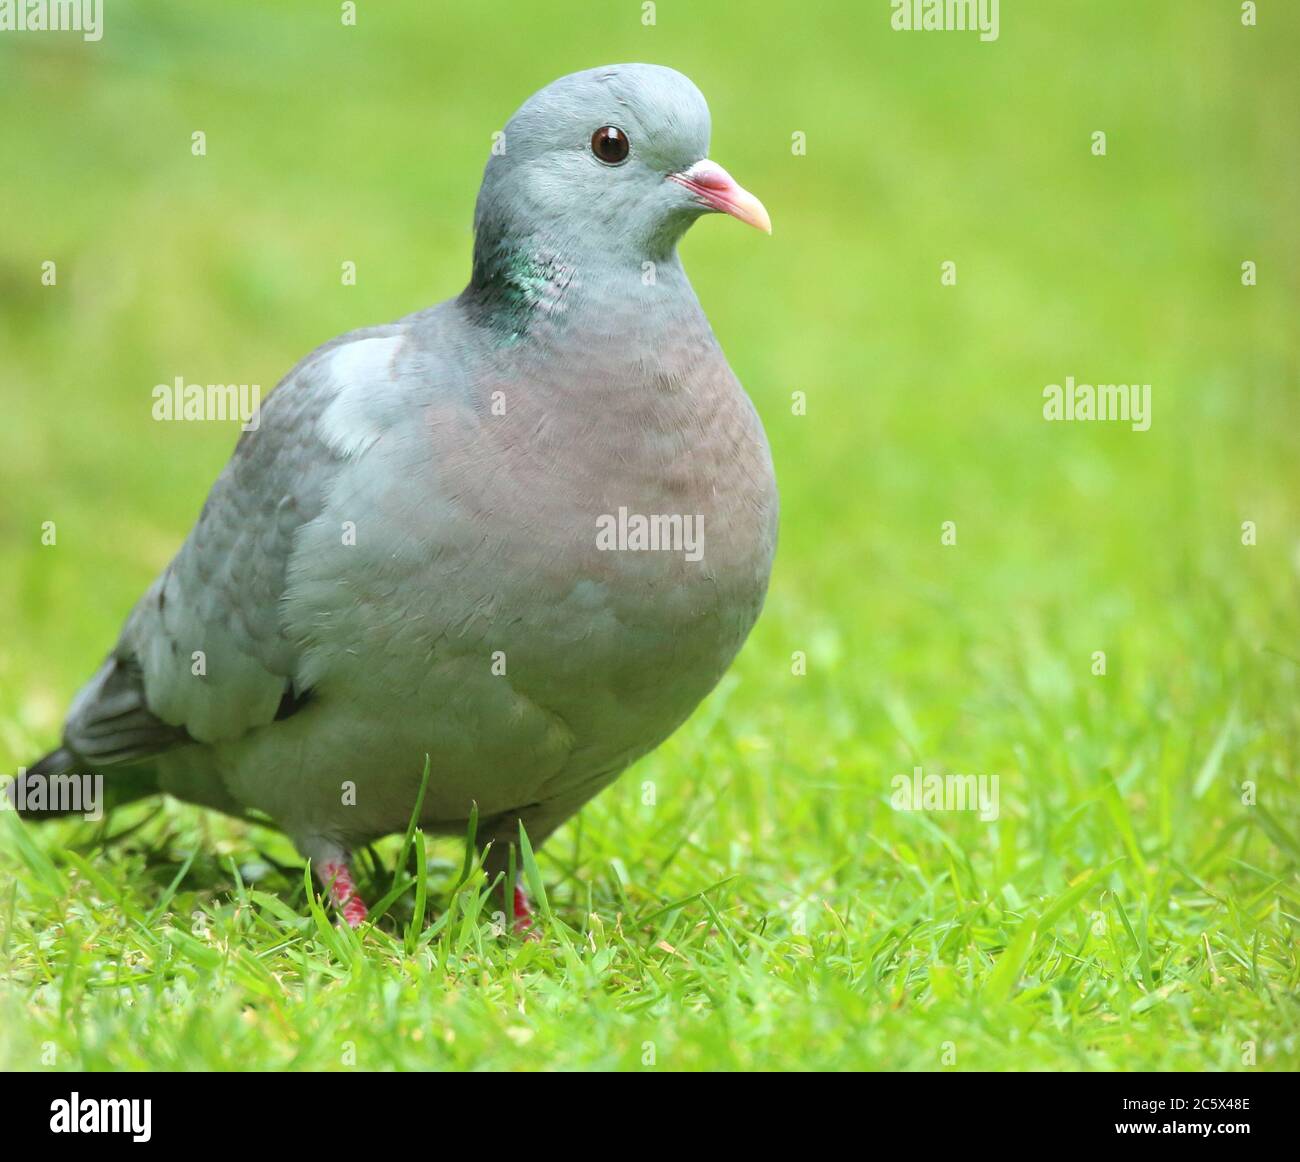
{"left": 590, "top": 126, "right": 630, "bottom": 165}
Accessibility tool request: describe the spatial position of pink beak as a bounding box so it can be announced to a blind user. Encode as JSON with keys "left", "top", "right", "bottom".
{"left": 668, "top": 160, "right": 772, "bottom": 235}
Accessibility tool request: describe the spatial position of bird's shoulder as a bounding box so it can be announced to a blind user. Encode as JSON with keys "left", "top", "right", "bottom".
{"left": 64, "top": 308, "right": 460, "bottom": 762}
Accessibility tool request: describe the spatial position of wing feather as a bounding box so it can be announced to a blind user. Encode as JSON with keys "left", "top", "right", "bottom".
{"left": 57, "top": 325, "right": 407, "bottom": 766}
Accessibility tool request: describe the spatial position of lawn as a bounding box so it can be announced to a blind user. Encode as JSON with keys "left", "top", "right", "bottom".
{"left": 1, "top": 1, "right": 1297, "bottom": 1071}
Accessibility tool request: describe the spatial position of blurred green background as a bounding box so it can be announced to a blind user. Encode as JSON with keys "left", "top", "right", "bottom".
{"left": 1, "top": 1, "right": 1297, "bottom": 1071}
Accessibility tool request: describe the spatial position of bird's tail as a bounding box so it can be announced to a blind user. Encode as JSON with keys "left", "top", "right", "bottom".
{"left": 5, "top": 746, "right": 159, "bottom": 821}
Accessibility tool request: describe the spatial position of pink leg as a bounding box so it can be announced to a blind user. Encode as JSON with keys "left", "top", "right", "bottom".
{"left": 318, "top": 858, "right": 369, "bottom": 928}
{"left": 513, "top": 883, "right": 535, "bottom": 934}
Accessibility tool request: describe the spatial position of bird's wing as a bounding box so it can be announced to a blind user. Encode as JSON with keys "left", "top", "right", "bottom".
{"left": 61, "top": 323, "right": 410, "bottom": 768}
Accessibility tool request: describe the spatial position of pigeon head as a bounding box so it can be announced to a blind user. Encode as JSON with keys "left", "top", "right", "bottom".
{"left": 469, "top": 64, "right": 770, "bottom": 295}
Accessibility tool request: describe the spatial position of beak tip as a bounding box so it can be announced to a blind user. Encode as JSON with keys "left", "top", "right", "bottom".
{"left": 737, "top": 202, "right": 773, "bottom": 235}
{"left": 673, "top": 160, "right": 772, "bottom": 236}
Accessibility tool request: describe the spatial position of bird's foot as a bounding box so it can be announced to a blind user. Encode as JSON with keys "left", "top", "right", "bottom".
{"left": 318, "top": 858, "right": 369, "bottom": 928}
{"left": 513, "top": 883, "right": 536, "bottom": 936}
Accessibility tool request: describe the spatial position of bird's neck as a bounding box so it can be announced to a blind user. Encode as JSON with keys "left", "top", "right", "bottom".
{"left": 462, "top": 234, "right": 577, "bottom": 334}
{"left": 461, "top": 229, "right": 703, "bottom": 342}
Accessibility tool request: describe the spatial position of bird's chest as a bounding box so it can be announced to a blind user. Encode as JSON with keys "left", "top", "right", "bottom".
{"left": 407, "top": 359, "right": 777, "bottom": 727}
{"left": 465, "top": 389, "right": 770, "bottom": 652}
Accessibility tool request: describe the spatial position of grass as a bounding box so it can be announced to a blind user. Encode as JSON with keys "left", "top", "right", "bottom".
{"left": 1, "top": 1, "right": 1298, "bottom": 1071}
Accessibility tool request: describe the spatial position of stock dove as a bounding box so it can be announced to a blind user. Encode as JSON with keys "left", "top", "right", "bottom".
{"left": 13, "top": 63, "right": 778, "bottom": 927}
